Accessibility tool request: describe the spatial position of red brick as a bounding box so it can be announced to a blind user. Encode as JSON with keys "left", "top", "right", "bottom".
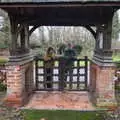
{"left": 5, "top": 61, "right": 34, "bottom": 107}
{"left": 90, "top": 63, "right": 116, "bottom": 107}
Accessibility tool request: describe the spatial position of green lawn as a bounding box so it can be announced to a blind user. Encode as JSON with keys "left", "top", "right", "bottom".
{"left": 22, "top": 110, "right": 105, "bottom": 120}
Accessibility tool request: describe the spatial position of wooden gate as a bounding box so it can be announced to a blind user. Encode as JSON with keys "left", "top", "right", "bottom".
{"left": 35, "top": 56, "right": 89, "bottom": 91}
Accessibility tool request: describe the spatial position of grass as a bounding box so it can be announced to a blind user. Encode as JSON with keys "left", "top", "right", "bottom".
{"left": 22, "top": 110, "right": 105, "bottom": 120}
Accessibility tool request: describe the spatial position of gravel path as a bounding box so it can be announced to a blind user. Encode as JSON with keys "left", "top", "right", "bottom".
{"left": 0, "top": 104, "right": 24, "bottom": 120}
{"left": 0, "top": 92, "right": 24, "bottom": 120}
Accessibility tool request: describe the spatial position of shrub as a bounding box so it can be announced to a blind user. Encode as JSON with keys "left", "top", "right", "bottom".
{"left": 58, "top": 43, "right": 66, "bottom": 55}
{"left": 73, "top": 45, "right": 82, "bottom": 55}
{"left": 0, "top": 82, "right": 6, "bottom": 91}
{"left": 0, "top": 44, "right": 8, "bottom": 49}
{"left": 115, "top": 62, "right": 120, "bottom": 69}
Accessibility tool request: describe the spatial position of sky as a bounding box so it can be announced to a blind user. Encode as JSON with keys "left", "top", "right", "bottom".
{"left": 0, "top": 16, "right": 4, "bottom": 29}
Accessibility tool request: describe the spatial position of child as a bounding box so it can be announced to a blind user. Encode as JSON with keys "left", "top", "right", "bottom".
{"left": 44, "top": 47, "right": 55, "bottom": 88}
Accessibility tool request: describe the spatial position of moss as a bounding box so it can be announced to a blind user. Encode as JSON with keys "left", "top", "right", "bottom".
{"left": 0, "top": 58, "right": 8, "bottom": 65}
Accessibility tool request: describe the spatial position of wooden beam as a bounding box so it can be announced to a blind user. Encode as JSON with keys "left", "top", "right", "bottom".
{"left": 84, "top": 25, "right": 96, "bottom": 39}
{"left": 29, "top": 25, "right": 40, "bottom": 36}
{"left": 0, "top": 2, "right": 120, "bottom": 8}
{"left": 15, "top": 16, "right": 106, "bottom": 26}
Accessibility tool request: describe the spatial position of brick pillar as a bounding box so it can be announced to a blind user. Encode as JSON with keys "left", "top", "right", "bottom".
{"left": 4, "top": 60, "right": 34, "bottom": 107}
{"left": 90, "top": 63, "right": 117, "bottom": 107}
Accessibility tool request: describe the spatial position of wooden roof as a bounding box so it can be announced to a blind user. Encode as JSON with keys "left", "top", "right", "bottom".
{"left": 1, "top": 0, "right": 120, "bottom": 3}
{"left": 0, "top": 1, "right": 120, "bottom": 26}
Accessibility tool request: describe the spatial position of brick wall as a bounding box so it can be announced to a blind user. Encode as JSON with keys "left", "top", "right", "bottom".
{"left": 4, "top": 61, "right": 34, "bottom": 107}
{"left": 90, "top": 63, "right": 117, "bottom": 107}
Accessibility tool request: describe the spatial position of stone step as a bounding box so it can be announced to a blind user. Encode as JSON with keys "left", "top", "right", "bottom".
{"left": 24, "top": 91, "right": 95, "bottom": 110}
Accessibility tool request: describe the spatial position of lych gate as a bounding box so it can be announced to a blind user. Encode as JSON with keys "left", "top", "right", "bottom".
{"left": 0, "top": 0, "right": 120, "bottom": 107}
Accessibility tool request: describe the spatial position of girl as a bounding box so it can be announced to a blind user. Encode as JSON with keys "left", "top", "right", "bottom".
{"left": 44, "top": 47, "right": 55, "bottom": 89}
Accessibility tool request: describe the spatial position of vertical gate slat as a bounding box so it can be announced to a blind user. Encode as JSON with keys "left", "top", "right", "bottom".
{"left": 69, "top": 66, "right": 73, "bottom": 90}
{"left": 85, "top": 56, "right": 88, "bottom": 90}
{"left": 43, "top": 60, "right": 46, "bottom": 89}
{"left": 35, "top": 59, "right": 38, "bottom": 90}
{"left": 77, "top": 60, "right": 80, "bottom": 90}
{"left": 51, "top": 64, "right": 54, "bottom": 90}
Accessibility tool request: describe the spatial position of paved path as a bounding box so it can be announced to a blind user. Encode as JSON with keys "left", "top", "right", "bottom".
{"left": 24, "top": 91, "right": 95, "bottom": 110}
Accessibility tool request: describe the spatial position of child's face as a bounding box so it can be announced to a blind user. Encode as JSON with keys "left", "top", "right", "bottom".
{"left": 49, "top": 50, "right": 53, "bottom": 54}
